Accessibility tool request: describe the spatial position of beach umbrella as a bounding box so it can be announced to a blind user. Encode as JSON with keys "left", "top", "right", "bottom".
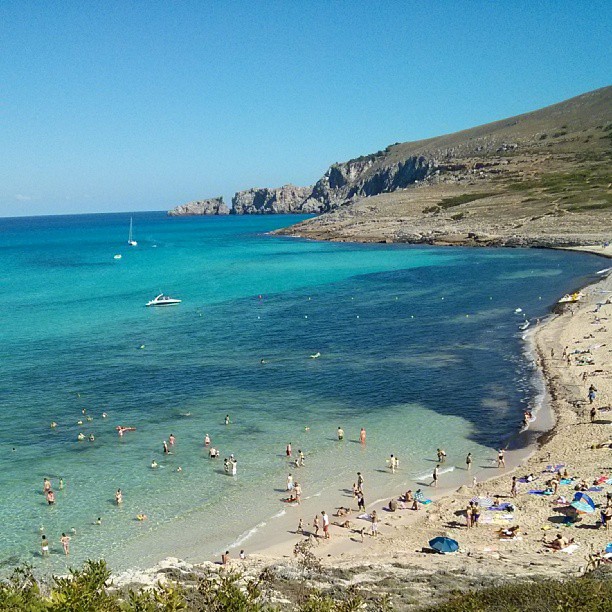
{"left": 470, "top": 496, "right": 493, "bottom": 506}
{"left": 572, "top": 492, "right": 595, "bottom": 509}
{"left": 429, "top": 537, "right": 459, "bottom": 554}
{"left": 570, "top": 500, "right": 595, "bottom": 514}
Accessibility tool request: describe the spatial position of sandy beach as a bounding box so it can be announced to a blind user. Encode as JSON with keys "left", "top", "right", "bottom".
{"left": 113, "top": 245, "right": 612, "bottom": 608}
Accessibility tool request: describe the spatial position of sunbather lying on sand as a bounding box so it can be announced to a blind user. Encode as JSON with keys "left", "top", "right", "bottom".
{"left": 545, "top": 533, "right": 574, "bottom": 551}
{"left": 498, "top": 525, "right": 520, "bottom": 539}
{"left": 333, "top": 507, "right": 351, "bottom": 517}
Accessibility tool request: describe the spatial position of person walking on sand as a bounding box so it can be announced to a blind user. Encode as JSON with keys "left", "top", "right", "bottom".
{"left": 297, "top": 518, "right": 304, "bottom": 534}
{"left": 294, "top": 482, "right": 302, "bottom": 504}
{"left": 497, "top": 449, "right": 506, "bottom": 468}
{"left": 590, "top": 405, "right": 597, "bottom": 423}
{"left": 371, "top": 510, "right": 378, "bottom": 537}
{"left": 359, "top": 428, "right": 366, "bottom": 444}
{"left": 60, "top": 532, "right": 70, "bottom": 555}
{"left": 313, "top": 514, "right": 320, "bottom": 536}
{"left": 431, "top": 465, "right": 439, "bottom": 487}
{"left": 337, "top": 426, "right": 344, "bottom": 441}
{"left": 466, "top": 453, "right": 473, "bottom": 470}
{"left": 511, "top": 476, "right": 518, "bottom": 497}
{"left": 588, "top": 385, "right": 597, "bottom": 404}
{"left": 466, "top": 503, "right": 473, "bottom": 528}
{"left": 321, "top": 511, "right": 330, "bottom": 539}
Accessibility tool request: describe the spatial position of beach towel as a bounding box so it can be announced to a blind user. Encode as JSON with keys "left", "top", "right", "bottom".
{"left": 544, "top": 464, "right": 565, "bottom": 473}
{"left": 528, "top": 490, "right": 552, "bottom": 495}
{"left": 357, "top": 513, "right": 371, "bottom": 521}
{"left": 606, "top": 479, "right": 612, "bottom": 485}
{"left": 595, "top": 476, "right": 609, "bottom": 485}
{"left": 560, "top": 479, "right": 573, "bottom": 485}
{"left": 486, "top": 503, "right": 513, "bottom": 512}
{"left": 519, "top": 477, "right": 537, "bottom": 484}
{"left": 420, "top": 499, "right": 433, "bottom": 505}
{"left": 588, "top": 487, "right": 604, "bottom": 492}
{"left": 561, "top": 544, "right": 579, "bottom": 554}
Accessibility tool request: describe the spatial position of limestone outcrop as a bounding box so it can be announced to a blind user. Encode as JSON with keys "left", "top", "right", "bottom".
{"left": 168, "top": 197, "right": 230, "bottom": 216}
{"left": 231, "top": 184, "right": 316, "bottom": 214}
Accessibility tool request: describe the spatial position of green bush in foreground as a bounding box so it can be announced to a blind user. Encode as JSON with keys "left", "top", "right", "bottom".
{"left": 427, "top": 575, "right": 612, "bottom": 612}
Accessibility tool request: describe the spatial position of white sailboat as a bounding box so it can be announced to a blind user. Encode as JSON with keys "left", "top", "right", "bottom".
{"left": 128, "top": 217, "right": 138, "bottom": 246}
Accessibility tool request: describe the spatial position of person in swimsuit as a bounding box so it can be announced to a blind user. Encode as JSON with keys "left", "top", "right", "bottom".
{"left": 313, "top": 514, "right": 320, "bottom": 536}
{"left": 225, "top": 414, "right": 230, "bottom": 425}
{"left": 163, "top": 441, "right": 169, "bottom": 454}
{"left": 466, "top": 453, "right": 473, "bottom": 470}
{"left": 337, "top": 427, "right": 344, "bottom": 440}
{"left": 432, "top": 465, "right": 439, "bottom": 487}
{"left": 43, "top": 478, "right": 51, "bottom": 493}
{"left": 169, "top": 434, "right": 175, "bottom": 446}
{"left": 286, "top": 443, "right": 292, "bottom": 457}
{"left": 41, "top": 535, "right": 49, "bottom": 556}
{"left": 360, "top": 428, "right": 366, "bottom": 444}
{"left": 60, "top": 533, "right": 70, "bottom": 555}
{"left": 115, "top": 489, "right": 123, "bottom": 504}
{"left": 46, "top": 490, "right": 55, "bottom": 505}
{"left": 204, "top": 434, "right": 211, "bottom": 446}
{"left": 497, "top": 449, "right": 506, "bottom": 468}
{"left": 321, "top": 511, "right": 330, "bottom": 539}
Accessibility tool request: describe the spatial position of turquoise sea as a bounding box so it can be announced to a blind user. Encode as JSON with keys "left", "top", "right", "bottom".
{"left": 0, "top": 212, "right": 602, "bottom": 574}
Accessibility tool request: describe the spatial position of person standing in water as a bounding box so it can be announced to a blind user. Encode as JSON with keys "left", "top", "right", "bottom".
{"left": 41, "top": 535, "right": 50, "bottom": 556}
{"left": 225, "top": 414, "right": 230, "bottom": 425}
{"left": 204, "top": 434, "right": 211, "bottom": 446}
{"left": 357, "top": 472, "right": 364, "bottom": 491}
{"left": 163, "top": 440, "right": 169, "bottom": 454}
{"left": 169, "top": 434, "right": 175, "bottom": 446}
{"left": 286, "top": 442, "right": 292, "bottom": 457}
{"left": 431, "top": 465, "right": 439, "bottom": 487}
{"left": 497, "top": 449, "right": 506, "bottom": 468}
{"left": 337, "top": 427, "right": 344, "bottom": 441}
{"left": 359, "top": 428, "right": 366, "bottom": 444}
{"left": 287, "top": 473, "right": 294, "bottom": 491}
{"left": 466, "top": 453, "right": 473, "bottom": 470}
{"left": 115, "top": 489, "right": 123, "bottom": 505}
{"left": 60, "top": 532, "right": 71, "bottom": 556}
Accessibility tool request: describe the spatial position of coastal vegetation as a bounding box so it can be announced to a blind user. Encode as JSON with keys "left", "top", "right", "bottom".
{"left": 2, "top": 558, "right": 611, "bottom": 610}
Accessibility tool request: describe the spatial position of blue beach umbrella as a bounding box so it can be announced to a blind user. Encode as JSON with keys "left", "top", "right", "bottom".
{"left": 429, "top": 537, "right": 459, "bottom": 554}
{"left": 570, "top": 500, "right": 595, "bottom": 514}
{"left": 572, "top": 492, "right": 595, "bottom": 509}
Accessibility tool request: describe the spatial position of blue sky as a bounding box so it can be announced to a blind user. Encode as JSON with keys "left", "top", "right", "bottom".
{"left": 0, "top": 1, "right": 610, "bottom": 217}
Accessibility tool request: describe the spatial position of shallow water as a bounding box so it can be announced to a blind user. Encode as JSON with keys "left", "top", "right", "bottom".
{"left": 0, "top": 212, "right": 601, "bottom": 574}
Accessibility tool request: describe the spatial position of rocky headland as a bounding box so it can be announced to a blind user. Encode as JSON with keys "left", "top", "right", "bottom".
{"left": 168, "top": 197, "right": 230, "bottom": 216}
{"left": 169, "top": 87, "right": 610, "bottom": 250}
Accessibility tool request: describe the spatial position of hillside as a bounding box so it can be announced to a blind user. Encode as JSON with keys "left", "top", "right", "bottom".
{"left": 273, "top": 86, "right": 612, "bottom": 246}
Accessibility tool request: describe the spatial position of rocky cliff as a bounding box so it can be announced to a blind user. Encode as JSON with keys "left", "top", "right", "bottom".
{"left": 231, "top": 184, "right": 317, "bottom": 214}
{"left": 168, "top": 197, "right": 230, "bottom": 216}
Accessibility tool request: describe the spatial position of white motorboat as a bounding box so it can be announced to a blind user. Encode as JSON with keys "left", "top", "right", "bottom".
{"left": 128, "top": 217, "right": 137, "bottom": 246}
{"left": 146, "top": 294, "right": 181, "bottom": 307}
